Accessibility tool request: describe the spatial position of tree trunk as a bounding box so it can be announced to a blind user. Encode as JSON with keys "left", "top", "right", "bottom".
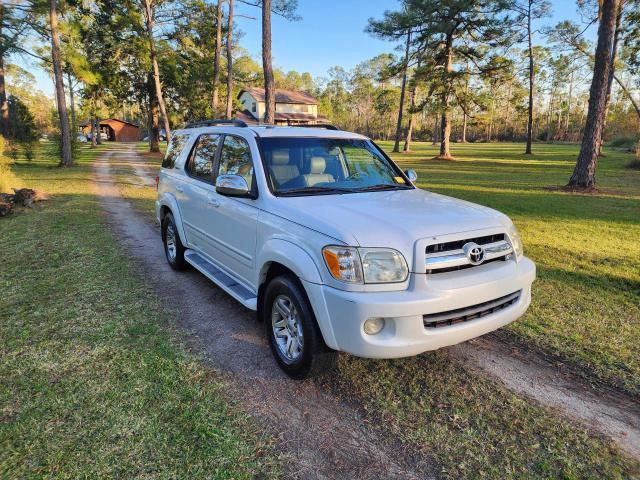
{"left": 403, "top": 84, "right": 417, "bottom": 152}
{"left": 95, "top": 117, "right": 102, "bottom": 145}
{"left": 565, "top": 67, "right": 574, "bottom": 139}
{"left": 212, "top": 0, "right": 223, "bottom": 115}
{"left": 504, "top": 80, "right": 512, "bottom": 139}
{"left": 599, "top": 6, "right": 622, "bottom": 155}
{"left": 225, "top": 0, "right": 234, "bottom": 119}
{"left": 147, "top": 77, "right": 160, "bottom": 152}
{"left": 262, "top": 0, "right": 275, "bottom": 124}
{"left": 142, "top": 0, "right": 171, "bottom": 142}
{"left": 437, "top": 35, "right": 454, "bottom": 160}
{"left": 613, "top": 75, "right": 640, "bottom": 121}
{"left": 393, "top": 29, "right": 411, "bottom": 153}
{"left": 50, "top": 0, "right": 73, "bottom": 167}
{"left": 525, "top": 0, "right": 534, "bottom": 154}
{"left": 0, "top": 50, "right": 8, "bottom": 138}
{"left": 461, "top": 111, "right": 468, "bottom": 143}
{"left": 0, "top": 4, "right": 8, "bottom": 138}
{"left": 67, "top": 71, "right": 76, "bottom": 130}
{"left": 568, "top": 0, "right": 620, "bottom": 188}
{"left": 90, "top": 114, "right": 97, "bottom": 148}
{"left": 432, "top": 113, "right": 439, "bottom": 145}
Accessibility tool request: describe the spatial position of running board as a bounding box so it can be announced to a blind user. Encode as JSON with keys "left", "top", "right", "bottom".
{"left": 184, "top": 250, "right": 257, "bottom": 310}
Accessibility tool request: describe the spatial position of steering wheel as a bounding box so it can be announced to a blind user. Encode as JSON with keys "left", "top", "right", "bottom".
{"left": 346, "top": 171, "right": 367, "bottom": 182}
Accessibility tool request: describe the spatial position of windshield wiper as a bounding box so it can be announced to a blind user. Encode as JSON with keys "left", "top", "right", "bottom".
{"left": 277, "top": 186, "right": 357, "bottom": 196}
{"left": 356, "top": 184, "right": 413, "bottom": 192}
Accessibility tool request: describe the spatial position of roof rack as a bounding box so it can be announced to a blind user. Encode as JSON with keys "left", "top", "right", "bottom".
{"left": 287, "top": 123, "right": 339, "bottom": 131}
{"left": 185, "top": 119, "right": 248, "bottom": 128}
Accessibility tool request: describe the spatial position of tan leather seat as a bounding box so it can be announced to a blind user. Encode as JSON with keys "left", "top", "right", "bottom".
{"left": 302, "top": 157, "right": 335, "bottom": 186}
{"left": 269, "top": 150, "right": 299, "bottom": 186}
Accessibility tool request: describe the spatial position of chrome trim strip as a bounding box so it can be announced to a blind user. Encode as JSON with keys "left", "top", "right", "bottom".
{"left": 423, "top": 290, "right": 521, "bottom": 325}
{"left": 425, "top": 240, "right": 512, "bottom": 270}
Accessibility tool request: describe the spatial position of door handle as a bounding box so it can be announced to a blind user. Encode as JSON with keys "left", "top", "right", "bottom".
{"left": 175, "top": 185, "right": 184, "bottom": 192}
{"left": 208, "top": 197, "right": 220, "bottom": 207}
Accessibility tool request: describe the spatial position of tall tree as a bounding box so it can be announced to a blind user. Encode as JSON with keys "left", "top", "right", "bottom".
{"left": 1, "top": 2, "right": 32, "bottom": 138}
{"left": 513, "top": 0, "right": 551, "bottom": 155}
{"left": 392, "top": 29, "right": 411, "bottom": 152}
{"left": 140, "top": 0, "right": 171, "bottom": 142}
{"left": 568, "top": 0, "right": 621, "bottom": 188}
{"left": 600, "top": 1, "right": 624, "bottom": 155}
{"left": 50, "top": 0, "right": 73, "bottom": 166}
{"left": 371, "top": 0, "right": 513, "bottom": 160}
{"left": 212, "top": 0, "right": 223, "bottom": 115}
{"left": 225, "top": 0, "right": 234, "bottom": 118}
{"left": 262, "top": 0, "right": 274, "bottom": 124}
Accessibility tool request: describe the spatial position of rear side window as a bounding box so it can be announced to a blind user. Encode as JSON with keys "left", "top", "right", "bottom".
{"left": 186, "top": 134, "right": 220, "bottom": 183}
{"left": 162, "top": 134, "right": 189, "bottom": 168}
{"left": 218, "top": 135, "right": 254, "bottom": 189}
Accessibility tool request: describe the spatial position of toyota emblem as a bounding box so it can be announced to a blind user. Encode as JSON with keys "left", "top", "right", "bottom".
{"left": 463, "top": 242, "right": 485, "bottom": 265}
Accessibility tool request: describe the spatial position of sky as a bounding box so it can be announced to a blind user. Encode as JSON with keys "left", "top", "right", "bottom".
{"left": 14, "top": 0, "right": 594, "bottom": 97}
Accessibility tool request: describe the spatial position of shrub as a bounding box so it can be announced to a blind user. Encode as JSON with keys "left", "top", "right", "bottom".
{"left": 50, "top": 130, "right": 80, "bottom": 164}
{"left": 0, "top": 136, "right": 20, "bottom": 193}
{"left": 609, "top": 136, "right": 638, "bottom": 149}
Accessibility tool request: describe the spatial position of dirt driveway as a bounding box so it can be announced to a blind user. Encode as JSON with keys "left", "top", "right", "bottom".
{"left": 93, "top": 143, "right": 640, "bottom": 476}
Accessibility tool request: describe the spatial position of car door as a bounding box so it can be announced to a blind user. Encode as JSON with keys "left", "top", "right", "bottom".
{"left": 180, "top": 133, "right": 220, "bottom": 251}
{"left": 206, "top": 134, "right": 259, "bottom": 285}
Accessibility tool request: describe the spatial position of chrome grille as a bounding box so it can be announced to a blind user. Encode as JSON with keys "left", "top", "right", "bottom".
{"left": 425, "top": 233, "right": 512, "bottom": 273}
{"left": 423, "top": 291, "right": 521, "bottom": 329}
{"left": 425, "top": 233, "right": 505, "bottom": 254}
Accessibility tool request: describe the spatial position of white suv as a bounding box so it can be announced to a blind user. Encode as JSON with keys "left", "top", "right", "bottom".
{"left": 156, "top": 120, "right": 536, "bottom": 379}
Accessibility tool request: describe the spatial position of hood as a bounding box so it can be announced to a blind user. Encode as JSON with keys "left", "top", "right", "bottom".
{"left": 274, "top": 188, "right": 507, "bottom": 264}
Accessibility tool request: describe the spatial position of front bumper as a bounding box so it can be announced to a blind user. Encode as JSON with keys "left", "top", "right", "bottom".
{"left": 303, "top": 257, "right": 536, "bottom": 358}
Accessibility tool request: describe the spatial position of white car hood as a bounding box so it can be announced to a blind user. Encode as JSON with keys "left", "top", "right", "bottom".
{"left": 275, "top": 188, "right": 507, "bottom": 263}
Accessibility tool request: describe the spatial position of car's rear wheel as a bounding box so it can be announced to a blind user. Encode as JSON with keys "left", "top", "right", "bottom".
{"left": 162, "top": 212, "right": 187, "bottom": 270}
{"left": 264, "top": 275, "right": 338, "bottom": 379}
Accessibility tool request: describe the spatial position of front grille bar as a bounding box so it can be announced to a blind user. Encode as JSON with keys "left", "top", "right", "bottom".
{"left": 423, "top": 290, "right": 521, "bottom": 328}
{"left": 425, "top": 240, "right": 512, "bottom": 272}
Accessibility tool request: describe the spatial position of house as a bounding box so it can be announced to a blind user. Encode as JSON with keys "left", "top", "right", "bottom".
{"left": 237, "top": 87, "right": 329, "bottom": 125}
{"left": 79, "top": 118, "right": 140, "bottom": 142}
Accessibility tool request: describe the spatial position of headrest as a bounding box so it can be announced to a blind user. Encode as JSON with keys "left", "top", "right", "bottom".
{"left": 272, "top": 150, "right": 290, "bottom": 165}
{"left": 310, "top": 156, "right": 326, "bottom": 174}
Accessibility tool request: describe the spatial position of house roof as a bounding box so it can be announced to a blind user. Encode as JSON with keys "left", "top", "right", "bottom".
{"left": 239, "top": 87, "right": 318, "bottom": 105}
{"left": 78, "top": 118, "right": 140, "bottom": 128}
{"left": 237, "top": 109, "right": 330, "bottom": 124}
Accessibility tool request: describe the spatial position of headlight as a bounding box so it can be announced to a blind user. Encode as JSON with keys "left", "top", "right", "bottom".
{"left": 508, "top": 223, "right": 524, "bottom": 259}
{"left": 322, "top": 246, "right": 408, "bottom": 284}
{"left": 359, "top": 248, "right": 408, "bottom": 283}
{"left": 322, "top": 246, "right": 363, "bottom": 283}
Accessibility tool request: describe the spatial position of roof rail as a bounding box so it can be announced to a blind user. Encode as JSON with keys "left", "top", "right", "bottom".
{"left": 185, "top": 118, "right": 248, "bottom": 128}
{"left": 288, "top": 123, "right": 339, "bottom": 131}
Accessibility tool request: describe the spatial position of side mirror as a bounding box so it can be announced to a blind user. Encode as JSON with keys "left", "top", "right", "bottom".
{"left": 215, "top": 174, "right": 251, "bottom": 197}
{"left": 405, "top": 169, "right": 418, "bottom": 182}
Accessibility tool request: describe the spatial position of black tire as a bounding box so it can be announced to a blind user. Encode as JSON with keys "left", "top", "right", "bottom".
{"left": 162, "top": 212, "right": 187, "bottom": 270}
{"left": 263, "top": 275, "right": 338, "bottom": 379}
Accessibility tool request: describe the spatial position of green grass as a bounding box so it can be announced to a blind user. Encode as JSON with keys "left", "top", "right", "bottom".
{"left": 333, "top": 353, "right": 638, "bottom": 479}
{"left": 0, "top": 144, "right": 279, "bottom": 478}
{"left": 381, "top": 141, "right": 640, "bottom": 396}
{"left": 3, "top": 141, "right": 638, "bottom": 479}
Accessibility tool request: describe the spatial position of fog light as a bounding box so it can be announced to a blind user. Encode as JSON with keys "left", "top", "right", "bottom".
{"left": 363, "top": 317, "right": 385, "bottom": 335}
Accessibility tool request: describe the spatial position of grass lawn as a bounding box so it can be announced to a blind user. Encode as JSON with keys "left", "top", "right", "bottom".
{"left": 0, "top": 143, "right": 279, "bottom": 478}
{"left": 382, "top": 141, "right": 640, "bottom": 396}
{"left": 3, "top": 140, "right": 638, "bottom": 479}
{"left": 117, "top": 139, "right": 639, "bottom": 478}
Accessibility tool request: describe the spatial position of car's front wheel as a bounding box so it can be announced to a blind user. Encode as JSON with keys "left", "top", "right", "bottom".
{"left": 162, "top": 212, "right": 187, "bottom": 270}
{"left": 263, "top": 275, "right": 338, "bottom": 379}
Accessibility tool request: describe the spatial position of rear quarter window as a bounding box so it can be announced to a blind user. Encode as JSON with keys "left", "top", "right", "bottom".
{"left": 162, "top": 134, "right": 189, "bottom": 169}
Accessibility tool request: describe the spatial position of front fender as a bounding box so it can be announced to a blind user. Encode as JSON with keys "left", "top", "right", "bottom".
{"left": 157, "top": 193, "right": 188, "bottom": 246}
{"left": 256, "top": 238, "right": 323, "bottom": 285}
{"left": 257, "top": 239, "right": 339, "bottom": 349}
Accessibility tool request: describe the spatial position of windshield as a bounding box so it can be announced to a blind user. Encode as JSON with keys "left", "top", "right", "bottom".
{"left": 259, "top": 137, "right": 412, "bottom": 195}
